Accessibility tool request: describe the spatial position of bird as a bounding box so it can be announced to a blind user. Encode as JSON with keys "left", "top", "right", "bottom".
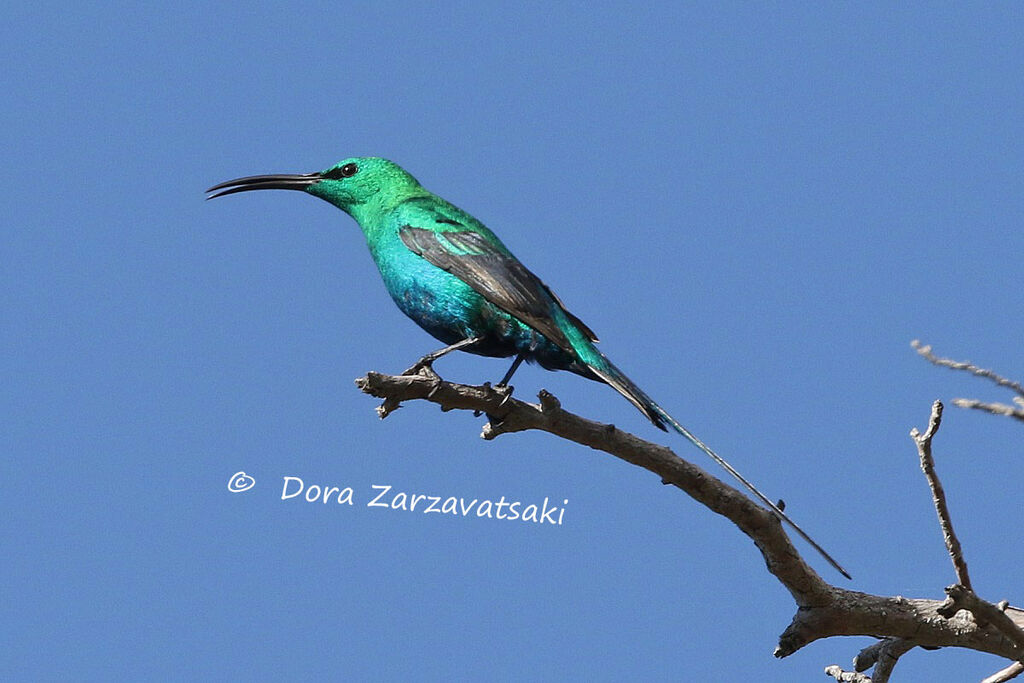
{"left": 207, "top": 156, "right": 849, "bottom": 579}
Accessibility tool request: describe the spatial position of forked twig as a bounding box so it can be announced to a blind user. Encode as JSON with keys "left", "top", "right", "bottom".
{"left": 910, "top": 400, "right": 971, "bottom": 589}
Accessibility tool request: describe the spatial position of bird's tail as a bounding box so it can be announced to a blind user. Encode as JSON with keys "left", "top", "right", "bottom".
{"left": 589, "top": 357, "right": 851, "bottom": 580}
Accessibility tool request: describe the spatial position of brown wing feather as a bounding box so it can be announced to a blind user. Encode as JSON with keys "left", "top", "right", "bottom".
{"left": 399, "top": 227, "right": 597, "bottom": 352}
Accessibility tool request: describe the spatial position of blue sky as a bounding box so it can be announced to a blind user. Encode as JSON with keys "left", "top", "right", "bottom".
{"left": 4, "top": 3, "right": 1023, "bottom": 680}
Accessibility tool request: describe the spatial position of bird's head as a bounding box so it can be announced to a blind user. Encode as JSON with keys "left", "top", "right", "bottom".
{"left": 206, "top": 157, "right": 424, "bottom": 217}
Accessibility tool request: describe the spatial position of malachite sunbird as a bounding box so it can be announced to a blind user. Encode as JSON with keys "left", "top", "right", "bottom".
{"left": 208, "top": 156, "right": 848, "bottom": 578}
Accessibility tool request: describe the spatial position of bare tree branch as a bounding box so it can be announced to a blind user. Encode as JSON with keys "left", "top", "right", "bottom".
{"left": 912, "top": 341, "right": 1024, "bottom": 398}
{"left": 952, "top": 398, "right": 1024, "bottom": 423}
{"left": 846, "top": 637, "right": 916, "bottom": 683}
{"left": 983, "top": 661, "right": 1024, "bottom": 683}
{"left": 938, "top": 586, "right": 1024, "bottom": 660}
{"left": 356, "top": 368, "right": 831, "bottom": 605}
{"left": 825, "top": 665, "right": 872, "bottom": 682}
{"left": 355, "top": 369, "right": 1024, "bottom": 671}
{"left": 910, "top": 401, "right": 972, "bottom": 589}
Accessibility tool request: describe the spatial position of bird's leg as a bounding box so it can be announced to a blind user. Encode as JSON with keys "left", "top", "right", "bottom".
{"left": 402, "top": 335, "right": 486, "bottom": 377}
{"left": 495, "top": 353, "right": 526, "bottom": 388}
{"left": 477, "top": 353, "right": 527, "bottom": 421}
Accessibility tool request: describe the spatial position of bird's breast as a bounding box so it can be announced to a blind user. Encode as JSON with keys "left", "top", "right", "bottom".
{"left": 370, "top": 236, "right": 483, "bottom": 338}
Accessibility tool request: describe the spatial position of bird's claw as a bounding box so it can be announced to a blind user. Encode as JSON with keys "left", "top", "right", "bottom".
{"left": 402, "top": 359, "right": 440, "bottom": 380}
{"left": 425, "top": 378, "right": 444, "bottom": 401}
{"left": 475, "top": 383, "right": 515, "bottom": 420}
{"left": 495, "top": 384, "right": 514, "bottom": 403}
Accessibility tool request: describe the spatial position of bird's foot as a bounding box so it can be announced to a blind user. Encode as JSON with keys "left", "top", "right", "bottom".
{"left": 425, "top": 376, "right": 444, "bottom": 401}
{"left": 474, "top": 382, "right": 514, "bottom": 418}
{"left": 401, "top": 357, "right": 441, "bottom": 380}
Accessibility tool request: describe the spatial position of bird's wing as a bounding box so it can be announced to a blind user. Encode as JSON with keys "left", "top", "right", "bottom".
{"left": 398, "top": 226, "right": 598, "bottom": 352}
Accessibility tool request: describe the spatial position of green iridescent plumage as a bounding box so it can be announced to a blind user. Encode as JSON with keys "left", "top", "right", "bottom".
{"left": 207, "top": 156, "right": 849, "bottom": 579}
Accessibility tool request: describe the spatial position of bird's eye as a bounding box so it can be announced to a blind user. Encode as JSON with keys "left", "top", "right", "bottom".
{"left": 322, "top": 163, "right": 359, "bottom": 180}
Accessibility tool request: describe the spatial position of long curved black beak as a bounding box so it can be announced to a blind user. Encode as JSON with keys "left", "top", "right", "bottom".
{"left": 206, "top": 173, "right": 321, "bottom": 200}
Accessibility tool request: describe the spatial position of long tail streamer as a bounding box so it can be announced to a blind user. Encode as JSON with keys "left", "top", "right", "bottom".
{"left": 651, "top": 403, "right": 851, "bottom": 580}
